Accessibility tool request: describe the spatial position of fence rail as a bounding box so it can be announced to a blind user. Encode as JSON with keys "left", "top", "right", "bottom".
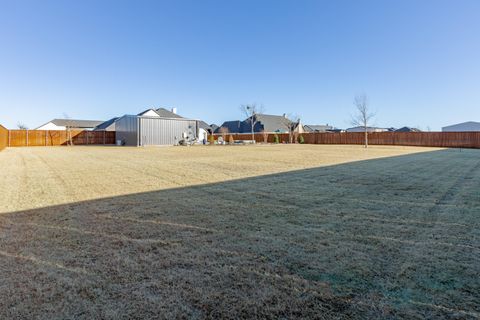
{"left": 6, "top": 130, "right": 116, "bottom": 147}
{"left": 213, "top": 132, "right": 480, "bottom": 148}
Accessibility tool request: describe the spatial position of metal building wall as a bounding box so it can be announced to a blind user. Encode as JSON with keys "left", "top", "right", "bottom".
{"left": 139, "top": 118, "right": 197, "bottom": 145}
{"left": 115, "top": 115, "right": 139, "bottom": 146}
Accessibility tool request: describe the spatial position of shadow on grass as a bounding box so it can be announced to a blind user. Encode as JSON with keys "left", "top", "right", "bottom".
{"left": 1, "top": 148, "right": 479, "bottom": 319}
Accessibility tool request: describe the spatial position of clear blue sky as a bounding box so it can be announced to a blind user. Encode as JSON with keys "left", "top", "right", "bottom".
{"left": 1, "top": 0, "right": 479, "bottom": 130}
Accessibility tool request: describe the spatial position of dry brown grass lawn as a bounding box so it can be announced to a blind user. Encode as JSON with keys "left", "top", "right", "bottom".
{"left": 0, "top": 145, "right": 479, "bottom": 319}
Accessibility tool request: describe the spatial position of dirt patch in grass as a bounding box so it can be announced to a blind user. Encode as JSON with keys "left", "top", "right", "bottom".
{"left": 0, "top": 145, "right": 479, "bottom": 319}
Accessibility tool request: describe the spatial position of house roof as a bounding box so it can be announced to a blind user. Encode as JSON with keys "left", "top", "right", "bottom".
{"left": 137, "top": 108, "right": 185, "bottom": 118}
{"left": 216, "top": 120, "right": 242, "bottom": 133}
{"left": 395, "top": 126, "right": 421, "bottom": 132}
{"left": 346, "top": 126, "right": 389, "bottom": 132}
{"left": 445, "top": 121, "right": 480, "bottom": 126}
{"left": 137, "top": 109, "right": 159, "bottom": 116}
{"left": 216, "top": 113, "right": 295, "bottom": 134}
{"left": 251, "top": 114, "right": 291, "bottom": 133}
{"left": 442, "top": 121, "right": 480, "bottom": 131}
{"left": 39, "top": 119, "right": 104, "bottom": 129}
{"left": 197, "top": 120, "right": 211, "bottom": 130}
{"left": 304, "top": 124, "right": 334, "bottom": 132}
{"left": 155, "top": 108, "right": 184, "bottom": 118}
{"left": 94, "top": 117, "right": 119, "bottom": 130}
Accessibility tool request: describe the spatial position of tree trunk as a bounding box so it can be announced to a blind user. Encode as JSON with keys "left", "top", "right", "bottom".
{"left": 364, "top": 129, "right": 368, "bottom": 148}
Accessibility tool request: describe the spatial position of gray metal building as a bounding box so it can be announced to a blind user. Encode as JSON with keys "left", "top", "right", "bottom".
{"left": 115, "top": 115, "right": 198, "bottom": 146}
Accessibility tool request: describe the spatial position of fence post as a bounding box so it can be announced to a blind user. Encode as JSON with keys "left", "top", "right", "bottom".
{"left": 8, "top": 130, "right": 10, "bottom": 147}
{"left": 103, "top": 131, "right": 106, "bottom": 145}
{"left": 26, "top": 129, "right": 28, "bottom": 147}
{"left": 86, "top": 131, "right": 89, "bottom": 145}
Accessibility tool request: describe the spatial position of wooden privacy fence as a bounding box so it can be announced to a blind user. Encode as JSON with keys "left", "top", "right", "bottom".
{"left": 213, "top": 132, "right": 480, "bottom": 148}
{"left": 6, "top": 130, "right": 116, "bottom": 147}
{"left": 0, "top": 124, "right": 7, "bottom": 151}
{"left": 2, "top": 128, "right": 480, "bottom": 148}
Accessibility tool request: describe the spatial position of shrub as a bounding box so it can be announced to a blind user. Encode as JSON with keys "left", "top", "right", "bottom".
{"left": 209, "top": 134, "right": 215, "bottom": 145}
{"left": 298, "top": 135, "right": 305, "bottom": 144}
{"left": 274, "top": 134, "right": 279, "bottom": 144}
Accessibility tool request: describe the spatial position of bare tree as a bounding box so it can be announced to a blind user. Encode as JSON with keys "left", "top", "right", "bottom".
{"left": 351, "top": 94, "right": 375, "bottom": 148}
{"left": 17, "top": 123, "right": 28, "bottom": 130}
{"left": 63, "top": 113, "right": 74, "bottom": 146}
{"left": 280, "top": 113, "right": 301, "bottom": 143}
{"left": 240, "top": 104, "right": 265, "bottom": 141}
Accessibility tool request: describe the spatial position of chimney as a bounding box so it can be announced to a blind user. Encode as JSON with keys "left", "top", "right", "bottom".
{"left": 171, "top": 107, "right": 177, "bottom": 114}
{"left": 283, "top": 113, "right": 287, "bottom": 118}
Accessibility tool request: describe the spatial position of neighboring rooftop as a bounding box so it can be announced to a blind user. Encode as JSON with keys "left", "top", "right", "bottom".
{"left": 197, "top": 121, "right": 211, "bottom": 130}
{"left": 395, "top": 126, "right": 421, "bottom": 132}
{"left": 210, "top": 124, "right": 219, "bottom": 132}
{"left": 252, "top": 114, "right": 291, "bottom": 133}
{"left": 442, "top": 121, "right": 480, "bottom": 132}
{"left": 137, "top": 109, "right": 159, "bottom": 117}
{"left": 94, "top": 117, "right": 119, "bottom": 131}
{"left": 136, "top": 108, "right": 185, "bottom": 119}
{"left": 216, "top": 120, "right": 243, "bottom": 133}
{"left": 216, "top": 113, "right": 293, "bottom": 134}
{"left": 345, "top": 126, "right": 390, "bottom": 133}
{"left": 37, "top": 119, "right": 104, "bottom": 129}
{"left": 155, "top": 107, "right": 184, "bottom": 119}
{"left": 304, "top": 124, "right": 334, "bottom": 132}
